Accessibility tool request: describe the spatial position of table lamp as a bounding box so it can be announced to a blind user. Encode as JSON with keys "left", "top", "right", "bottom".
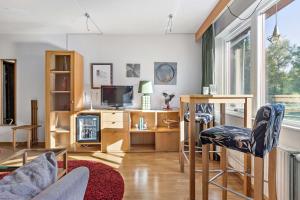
{"left": 138, "top": 80, "right": 153, "bottom": 110}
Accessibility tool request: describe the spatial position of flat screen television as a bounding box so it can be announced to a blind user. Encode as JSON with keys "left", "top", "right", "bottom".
{"left": 101, "top": 85, "right": 133, "bottom": 108}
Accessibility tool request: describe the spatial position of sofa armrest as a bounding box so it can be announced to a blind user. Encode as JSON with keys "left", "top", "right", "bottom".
{"left": 32, "top": 167, "right": 89, "bottom": 200}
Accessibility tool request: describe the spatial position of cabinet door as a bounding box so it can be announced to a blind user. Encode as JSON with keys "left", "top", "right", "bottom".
{"left": 72, "top": 52, "right": 84, "bottom": 112}
{"left": 155, "top": 132, "right": 179, "bottom": 152}
{"left": 101, "top": 130, "right": 129, "bottom": 152}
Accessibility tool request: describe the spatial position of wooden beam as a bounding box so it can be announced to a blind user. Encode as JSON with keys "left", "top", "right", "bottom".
{"left": 195, "top": 0, "right": 231, "bottom": 41}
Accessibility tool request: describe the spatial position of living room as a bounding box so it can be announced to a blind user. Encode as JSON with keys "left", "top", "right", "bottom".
{"left": 0, "top": 0, "right": 299, "bottom": 200}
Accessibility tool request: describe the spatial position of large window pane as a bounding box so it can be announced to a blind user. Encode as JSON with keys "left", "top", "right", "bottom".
{"left": 227, "top": 29, "right": 251, "bottom": 113}
{"left": 229, "top": 29, "right": 251, "bottom": 95}
{"left": 265, "top": 0, "right": 300, "bottom": 124}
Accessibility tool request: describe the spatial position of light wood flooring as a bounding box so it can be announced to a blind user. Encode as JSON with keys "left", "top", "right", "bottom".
{"left": 0, "top": 145, "right": 245, "bottom": 200}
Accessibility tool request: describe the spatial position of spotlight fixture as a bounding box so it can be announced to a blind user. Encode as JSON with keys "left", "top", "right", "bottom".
{"left": 268, "top": 3, "right": 281, "bottom": 43}
{"left": 165, "top": 14, "right": 173, "bottom": 34}
{"left": 74, "top": 0, "right": 103, "bottom": 34}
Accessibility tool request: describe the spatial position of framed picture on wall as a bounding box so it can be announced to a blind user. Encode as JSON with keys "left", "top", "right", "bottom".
{"left": 91, "top": 63, "right": 113, "bottom": 88}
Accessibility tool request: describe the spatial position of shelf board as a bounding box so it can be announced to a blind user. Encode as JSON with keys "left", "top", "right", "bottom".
{"left": 76, "top": 142, "right": 101, "bottom": 145}
{"left": 51, "top": 110, "right": 71, "bottom": 112}
{"left": 54, "top": 128, "right": 70, "bottom": 133}
{"left": 156, "top": 127, "right": 180, "bottom": 132}
{"left": 50, "top": 70, "right": 71, "bottom": 74}
{"left": 50, "top": 91, "right": 71, "bottom": 94}
{"left": 129, "top": 127, "right": 179, "bottom": 133}
{"left": 129, "top": 128, "right": 156, "bottom": 133}
{"left": 130, "top": 144, "right": 155, "bottom": 152}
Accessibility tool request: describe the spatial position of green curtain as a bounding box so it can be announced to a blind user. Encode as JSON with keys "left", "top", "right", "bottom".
{"left": 201, "top": 25, "right": 215, "bottom": 89}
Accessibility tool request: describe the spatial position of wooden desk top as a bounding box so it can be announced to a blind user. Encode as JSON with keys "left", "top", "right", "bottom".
{"left": 77, "top": 108, "right": 179, "bottom": 114}
{"left": 180, "top": 94, "right": 253, "bottom": 103}
{"left": 11, "top": 125, "right": 41, "bottom": 130}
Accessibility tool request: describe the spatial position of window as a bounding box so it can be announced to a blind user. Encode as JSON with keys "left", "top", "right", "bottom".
{"left": 226, "top": 28, "right": 252, "bottom": 113}
{"left": 264, "top": 0, "right": 300, "bottom": 125}
{"left": 0, "top": 59, "right": 16, "bottom": 125}
{"left": 229, "top": 29, "right": 251, "bottom": 95}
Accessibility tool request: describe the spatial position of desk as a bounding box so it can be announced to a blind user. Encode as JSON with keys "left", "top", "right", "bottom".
{"left": 179, "top": 95, "right": 253, "bottom": 200}
{"left": 12, "top": 125, "right": 41, "bottom": 151}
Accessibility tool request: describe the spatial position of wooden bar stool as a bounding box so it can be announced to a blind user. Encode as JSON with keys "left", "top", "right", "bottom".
{"left": 179, "top": 104, "right": 216, "bottom": 172}
{"left": 200, "top": 104, "right": 285, "bottom": 200}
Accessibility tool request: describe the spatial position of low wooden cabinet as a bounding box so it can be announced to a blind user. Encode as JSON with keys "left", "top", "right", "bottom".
{"left": 68, "top": 109, "right": 179, "bottom": 153}
{"left": 101, "top": 111, "right": 129, "bottom": 152}
{"left": 128, "top": 109, "right": 180, "bottom": 152}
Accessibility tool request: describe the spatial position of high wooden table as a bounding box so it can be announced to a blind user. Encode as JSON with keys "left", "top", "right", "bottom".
{"left": 179, "top": 95, "right": 253, "bottom": 200}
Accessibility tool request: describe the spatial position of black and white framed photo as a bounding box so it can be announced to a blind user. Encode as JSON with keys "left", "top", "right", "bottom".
{"left": 91, "top": 63, "right": 113, "bottom": 89}
{"left": 126, "top": 63, "right": 140, "bottom": 78}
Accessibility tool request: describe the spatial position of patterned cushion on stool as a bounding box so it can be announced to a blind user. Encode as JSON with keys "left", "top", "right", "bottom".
{"left": 184, "top": 112, "right": 214, "bottom": 124}
{"left": 199, "top": 104, "right": 285, "bottom": 158}
{"left": 199, "top": 125, "right": 252, "bottom": 154}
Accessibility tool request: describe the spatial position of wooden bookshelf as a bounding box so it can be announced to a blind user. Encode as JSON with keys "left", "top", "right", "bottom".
{"left": 45, "top": 51, "right": 84, "bottom": 150}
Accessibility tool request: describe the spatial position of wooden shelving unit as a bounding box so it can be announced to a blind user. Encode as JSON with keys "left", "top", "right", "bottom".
{"left": 45, "top": 51, "right": 84, "bottom": 150}
{"left": 128, "top": 109, "right": 179, "bottom": 152}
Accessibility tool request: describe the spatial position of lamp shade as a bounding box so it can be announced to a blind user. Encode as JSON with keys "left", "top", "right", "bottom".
{"left": 138, "top": 80, "right": 153, "bottom": 94}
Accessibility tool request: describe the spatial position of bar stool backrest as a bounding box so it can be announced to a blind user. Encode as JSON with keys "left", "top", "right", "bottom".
{"left": 196, "top": 104, "right": 214, "bottom": 114}
{"left": 250, "top": 104, "right": 285, "bottom": 158}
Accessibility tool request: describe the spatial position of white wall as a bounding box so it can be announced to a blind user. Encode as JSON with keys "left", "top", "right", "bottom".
{"left": 0, "top": 34, "right": 202, "bottom": 142}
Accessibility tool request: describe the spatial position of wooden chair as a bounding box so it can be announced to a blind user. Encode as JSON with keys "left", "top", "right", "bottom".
{"left": 11, "top": 100, "right": 40, "bottom": 151}
{"left": 200, "top": 104, "right": 285, "bottom": 200}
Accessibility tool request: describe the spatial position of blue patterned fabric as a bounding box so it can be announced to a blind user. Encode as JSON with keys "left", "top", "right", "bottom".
{"left": 184, "top": 104, "right": 214, "bottom": 124}
{"left": 199, "top": 104, "right": 285, "bottom": 158}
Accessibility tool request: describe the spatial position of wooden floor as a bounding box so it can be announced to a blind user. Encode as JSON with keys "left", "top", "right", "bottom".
{"left": 0, "top": 145, "right": 245, "bottom": 200}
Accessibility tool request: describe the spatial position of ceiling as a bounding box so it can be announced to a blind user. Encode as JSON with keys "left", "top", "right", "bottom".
{"left": 0, "top": 0, "right": 218, "bottom": 34}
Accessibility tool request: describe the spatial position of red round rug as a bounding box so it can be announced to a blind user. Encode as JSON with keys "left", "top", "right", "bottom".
{"left": 0, "top": 160, "right": 124, "bottom": 200}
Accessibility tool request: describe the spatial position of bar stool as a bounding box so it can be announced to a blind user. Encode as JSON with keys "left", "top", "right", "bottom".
{"left": 180, "top": 104, "right": 215, "bottom": 172}
{"left": 200, "top": 104, "right": 285, "bottom": 200}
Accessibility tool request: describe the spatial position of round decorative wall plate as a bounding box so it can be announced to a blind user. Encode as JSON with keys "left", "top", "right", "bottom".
{"left": 155, "top": 63, "right": 175, "bottom": 82}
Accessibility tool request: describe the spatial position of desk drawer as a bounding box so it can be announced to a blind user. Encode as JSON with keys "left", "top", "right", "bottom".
{"left": 102, "top": 112, "right": 124, "bottom": 122}
{"left": 102, "top": 121, "right": 124, "bottom": 129}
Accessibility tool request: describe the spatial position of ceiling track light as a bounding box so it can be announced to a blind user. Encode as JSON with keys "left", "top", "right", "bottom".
{"left": 74, "top": 0, "right": 103, "bottom": 34}
{"left": 165, "top": 14, "right": 173, "bottom": 34}
{"left": 83, "top": 12, "right": 103, "bottom": 34}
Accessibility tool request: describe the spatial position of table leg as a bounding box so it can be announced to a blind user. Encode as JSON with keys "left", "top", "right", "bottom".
{"left": 179, "top": 99, "right": 184, "bottom": 172}
{"left": 189, "top": 102, "right": 196, "bottom": 200}
{"left": 27, "top": 130, "right": 31, "bottom": 149}
{"left": 244, "top": 98, "right": 252, "bottom": 196}
{"left": 12, "top": 130, "right": 16, "bottom": 151}
{"left": 63, "top": 151, "right": 68, "bottom": 174}
{"left": 23, "top": 151, "right": 28, "bottom": 165}
{"left": 202, "top": 144, "right": 209, "bottom": 200}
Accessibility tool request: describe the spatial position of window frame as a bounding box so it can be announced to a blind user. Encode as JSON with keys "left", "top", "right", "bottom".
{"left": 215, "top": 0, "right": 300, "bottom": 128}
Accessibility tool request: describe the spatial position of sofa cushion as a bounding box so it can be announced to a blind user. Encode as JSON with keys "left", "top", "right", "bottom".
{"left": 0, "top": 152, "right": 57, "bottom": 200}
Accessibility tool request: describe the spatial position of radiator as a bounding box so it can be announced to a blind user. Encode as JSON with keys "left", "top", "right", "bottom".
{"left": 277, "top": 147, "right": 300, "bottom": 200}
